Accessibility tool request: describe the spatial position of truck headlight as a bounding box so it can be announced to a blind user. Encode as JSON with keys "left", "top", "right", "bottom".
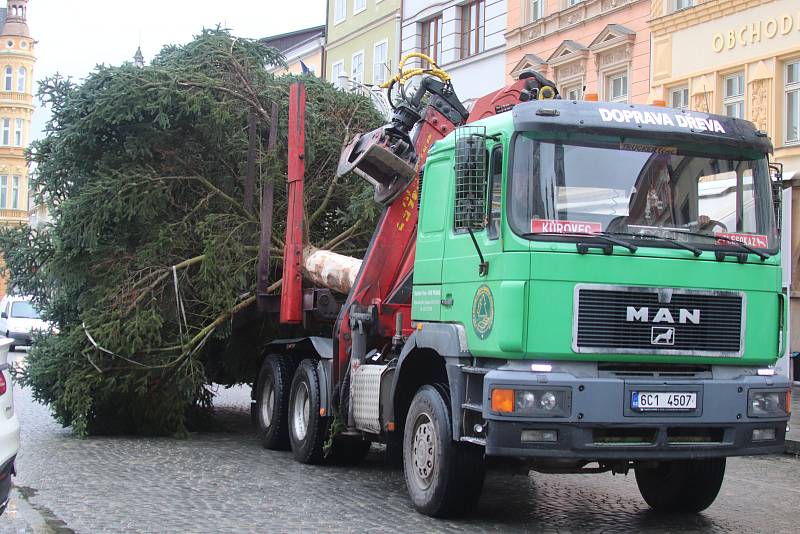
{"left": 747, "top": 389, "right": 789, "bottom": 418}
{"left": 491, "top": 387, "right": 570, "bottom": 417}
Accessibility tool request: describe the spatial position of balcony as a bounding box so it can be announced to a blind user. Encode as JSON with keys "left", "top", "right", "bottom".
{"left": 0, "top": 208, "right": 28, "bottom": 221}
{"left": 0, "top": 146, "right": 25, "bottom": 157}
{"left": 0, "top": 91, "right": 33, "bottom": 107}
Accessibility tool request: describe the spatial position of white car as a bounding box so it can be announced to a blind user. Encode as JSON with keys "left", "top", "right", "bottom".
{"left": 0, "top": 296, "right": 49, "bottom": 351}
{"left": 0, "top": 337, "right": 19, "bottom": 514}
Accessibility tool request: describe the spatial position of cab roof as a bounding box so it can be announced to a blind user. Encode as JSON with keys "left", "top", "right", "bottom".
{"left": 511, "top": 99, "right": 773, "bottom": 155}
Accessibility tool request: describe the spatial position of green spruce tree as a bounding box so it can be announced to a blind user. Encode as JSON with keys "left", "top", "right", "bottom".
{"left": 0, "top": 29, "right": 383, "bottom": 436}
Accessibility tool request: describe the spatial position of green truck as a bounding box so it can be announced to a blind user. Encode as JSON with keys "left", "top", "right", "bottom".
{"left": 256, "top": 72, "right": 790, "bottom": 519}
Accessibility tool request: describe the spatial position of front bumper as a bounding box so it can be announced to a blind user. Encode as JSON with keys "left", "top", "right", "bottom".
{"left": 0, "top": 456, "right": 14, "bottom": 515}
{"left": 6, "top": 332, "right": 31, "bottom": 346}
{"left": 482, "top": 367, "right": 790, "bottom": 460}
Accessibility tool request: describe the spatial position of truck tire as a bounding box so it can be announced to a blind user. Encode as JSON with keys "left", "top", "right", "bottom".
{"left": 254, "top": 353, "right": 293, "bottom": 450}
{"left": 288, "top": 359, "right": 328, "bottom": 464}
{"left": 402, "top": 384, "right": 485, "bottom": 518}
{"left": 635, "top": 458, "right": 726, "bottom": 513}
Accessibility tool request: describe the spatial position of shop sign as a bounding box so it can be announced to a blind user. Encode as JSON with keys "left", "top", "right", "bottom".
{"left": 713, "top": 12, "right": 800, "bottom": 53}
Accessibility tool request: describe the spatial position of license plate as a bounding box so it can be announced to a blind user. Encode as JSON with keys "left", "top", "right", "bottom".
{"left": 632, "top": 391, "right": 697, "bottom": 411}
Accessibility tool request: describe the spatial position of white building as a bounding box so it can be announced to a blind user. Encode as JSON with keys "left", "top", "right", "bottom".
{"left": 400, "top": 0, "right": 507, "bottom": 104}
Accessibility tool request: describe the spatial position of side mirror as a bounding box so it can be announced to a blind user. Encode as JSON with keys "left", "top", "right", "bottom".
{"left": 1, "top": 312, "right": 7, "bottom": 319}
{"left": 453, "top": 126, "right": 488, "bottom": 231}
{"left": 770, "top": 162, "right": 784, "bottom": 231}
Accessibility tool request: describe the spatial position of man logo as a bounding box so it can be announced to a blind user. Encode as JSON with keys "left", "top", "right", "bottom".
{"left": 651, "top": 326, "right": 675, "bottom": 346}
{"left": 626, "top": 306, "right": 700, "bottom": 324}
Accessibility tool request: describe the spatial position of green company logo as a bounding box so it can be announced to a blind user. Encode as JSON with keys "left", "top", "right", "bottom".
{"left": 472, "top": 285, "right": 494, "bottom": 339}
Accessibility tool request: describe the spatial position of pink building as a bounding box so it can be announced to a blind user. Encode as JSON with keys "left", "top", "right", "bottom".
{"left": 505, "top": 0, "right": 651, "bottom": 103}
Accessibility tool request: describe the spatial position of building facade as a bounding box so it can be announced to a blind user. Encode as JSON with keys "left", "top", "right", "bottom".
{"left": 505, "top": 0, "right": 651, "bottom": 103}
{"left": 649, "top": 0, "right": 800, "bottom": 349}
{"left": 401, "top": 0, "right": 507, "bottom": 103}
{"left": 0, "top": 0, "right": 34, "bottom": 297}
{"left": 325, "top": 0, "right": 401, "bottom": 89}
{"left": 262, "top": 25, "right": 326, "bottom": 77}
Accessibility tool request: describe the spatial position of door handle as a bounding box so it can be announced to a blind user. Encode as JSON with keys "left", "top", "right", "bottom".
{"left": 441, "top": 295, "right": 454, "bottom": 307}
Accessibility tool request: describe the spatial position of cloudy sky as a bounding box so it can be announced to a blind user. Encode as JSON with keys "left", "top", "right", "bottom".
{"left": 27, "top": 0, "right": 327, "bottom": 139}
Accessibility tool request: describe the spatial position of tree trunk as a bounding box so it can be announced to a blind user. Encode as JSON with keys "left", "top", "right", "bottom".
{"left": 302, "top": 245, "right": 362, "bottom": 295}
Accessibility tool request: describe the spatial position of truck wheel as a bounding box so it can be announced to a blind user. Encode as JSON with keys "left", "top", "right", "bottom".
{"left": 403, "top": 384, "right": 485, "bottom": 518}
{"left": 254, "top": 354, "right": 293, "bottom": 450}
{"left": 635, "top": 458, "right": 726, "bottom": 513}
{"left": 288, "top": 359, "right": 328, "bottom": 464}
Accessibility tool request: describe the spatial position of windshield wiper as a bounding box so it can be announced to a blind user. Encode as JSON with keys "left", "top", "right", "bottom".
{"left": 523, "top": 232, "right": 637, "bottom": 253}
{"left": 657, "top": 228, "right": 770, "bottom": 261}
{"left": 599, "top": 231, "right": 702, "bottom": 257}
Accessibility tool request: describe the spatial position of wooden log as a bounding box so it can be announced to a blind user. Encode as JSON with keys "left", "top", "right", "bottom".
{"left": 302, "top": 245, "right": 362, "bottom": 295}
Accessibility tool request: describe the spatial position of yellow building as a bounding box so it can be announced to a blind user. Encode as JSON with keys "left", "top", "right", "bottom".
{"left": 650, "top": 0, "right": 800, "bottom": 171}
{"left": 0, "top": 0, "right": 34, "bottom": 296}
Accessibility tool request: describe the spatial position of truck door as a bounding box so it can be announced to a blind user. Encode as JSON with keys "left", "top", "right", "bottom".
{"left": 412, "top": 155, "right": 451, "bottom": 322}
{"left": 440, "top": 131, "right": 528, "bottom": 356}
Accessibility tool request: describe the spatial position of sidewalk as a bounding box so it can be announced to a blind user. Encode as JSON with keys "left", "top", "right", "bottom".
{"left": 785, "top": 384, "right": 800, "bottom": 454}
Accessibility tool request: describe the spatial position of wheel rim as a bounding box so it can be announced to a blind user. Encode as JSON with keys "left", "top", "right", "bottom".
{"left": 260, "top": 379, "right": 275, "bottom": 428}
{"left": 411, "top": 412, "right": 436, "bottom": 490}
{"left": 292, "top": 381, "right": 310, "bottom": 442}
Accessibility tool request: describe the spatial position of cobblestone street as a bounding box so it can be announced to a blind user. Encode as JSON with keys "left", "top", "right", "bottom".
{"left": 0, "top": 351, "right": 798, "bottom": 533}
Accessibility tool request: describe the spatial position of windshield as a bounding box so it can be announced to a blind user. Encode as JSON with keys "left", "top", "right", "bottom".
{"left": 509, "top": 135, "right": 777, "bottom": 250}
{"left": 11, "top": 300, "right": 40, "bottom": 319}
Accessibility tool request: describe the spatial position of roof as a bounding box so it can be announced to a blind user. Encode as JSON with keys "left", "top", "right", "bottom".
{"left": 260, "top": 25, "right": 325, "bottom": 53}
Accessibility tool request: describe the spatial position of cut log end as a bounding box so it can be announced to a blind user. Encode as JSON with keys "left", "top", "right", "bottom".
{"left": 302, "top": 245, "right": 362, "bottom": 295}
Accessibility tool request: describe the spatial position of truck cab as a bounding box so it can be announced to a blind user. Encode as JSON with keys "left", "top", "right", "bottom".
{"left": 409, "top": 98, "right": 789, "bottom": 513}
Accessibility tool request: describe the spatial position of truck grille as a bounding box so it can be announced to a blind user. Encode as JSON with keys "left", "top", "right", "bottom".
{"left": 573, "top": 285, "right": 744, "bottom": 356}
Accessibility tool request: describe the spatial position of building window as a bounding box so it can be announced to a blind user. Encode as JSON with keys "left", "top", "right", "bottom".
{"left": 334, "top": 0, "right": 346, "bottom": 23}
{"left": 14, "top": 118, "right": 21, "bottom": 146}
{"left": 460, "top": 0, "right": 485, "bottom": 60}
{"left": 373, "top": 40, "right": 388, "bottom": 86}
{"left": 332, "top": 60, "right": 345, "bottom": 89}
{"left": 673, "top": 0, "right": 694, "bottom": 11}
{"left": 0, "top": 176, "right": 6, "bottom": 208}
{"left": 607, "top": 72, "right": 628, "bottom": 103}
{"left": 3, "top": 67, "right": 11, "bottom": 91}
{"left": 17, "top": 66, "right": 25, "bottom": 92}
{"left": 670, "top": 86, "right": 689, "bottom": 110}
{"left": 530, "top": 0, "right": 544, "bottom": 21}
{"left": 351, "top": 51, "right": 364, "bottom": 85}
{"left": 723, "top": 73, "right": 745, "bottom": 118}
{"left": 421, "top": 15, "right": 443, "bottom": 66}
{"left": 562, "top": 84, "right": 582, "bottom": 101}
{"left": 353, "top": 0, "right": 366, "bottom": 14}
{"left": 786, "top": 60, "right": 800, "bottom": 144}
{"left": 2, "top": 119, "right": 9, "bottom": 145}
{"left": 11, "top": 175, "right": 18, "bottom": 209}
{"left": 566, "top": 0, "right": 582, "bottom": 7}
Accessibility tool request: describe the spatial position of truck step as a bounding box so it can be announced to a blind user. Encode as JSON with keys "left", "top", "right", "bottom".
{"left": 460, "top": 436, "right": 486, "bottom": 446}
{"left": 461, "top": 366, "right": 490, "bottom": 375}
{"left": 461, "top": 402, "right": 483, "bottom": 412}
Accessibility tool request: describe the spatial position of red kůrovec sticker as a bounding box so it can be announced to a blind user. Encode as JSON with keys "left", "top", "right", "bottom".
{"left": 531, "top": 219, "right": 602, "bottom": 234}
{"left": 715, "top": 232, "right": 769, "bottom": 248}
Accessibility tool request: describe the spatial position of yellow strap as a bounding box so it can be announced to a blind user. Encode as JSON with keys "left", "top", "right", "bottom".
{"left": 379, "top": 52, "right": 451, "bottom": 89}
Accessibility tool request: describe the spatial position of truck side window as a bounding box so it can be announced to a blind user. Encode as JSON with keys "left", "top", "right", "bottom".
{"left": 488, "top": 146, "right": 503, "bottom": 239}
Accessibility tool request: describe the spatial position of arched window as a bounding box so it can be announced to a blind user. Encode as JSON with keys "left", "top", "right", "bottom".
{"left": 4, "top": 67, "right": 12, "bottom": 91}
{"left": 17, "top": 67, "right": 25, "bottom": 92}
